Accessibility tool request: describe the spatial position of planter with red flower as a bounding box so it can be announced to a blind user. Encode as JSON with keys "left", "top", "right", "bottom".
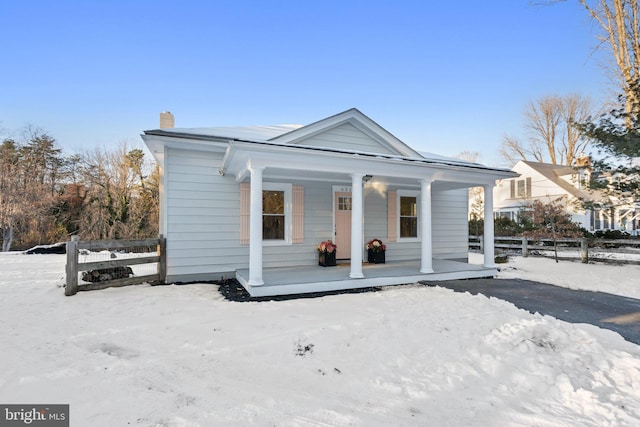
{"left": 366, "top": 238, "right": 386, "bottom": 264}
{"left": 317, "top": 240, "right": 337, "bottom": 267}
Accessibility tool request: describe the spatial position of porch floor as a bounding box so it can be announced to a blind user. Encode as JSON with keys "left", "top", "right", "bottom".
{"left": 236, "top": 258, "right": 496, "bottom": 297}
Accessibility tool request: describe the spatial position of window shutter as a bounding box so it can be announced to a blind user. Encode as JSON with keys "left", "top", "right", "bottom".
{"left": 292, "top": 185, "right": 304, "bottom": 244}
{"left": 240, "top": 182, "right": 250, "bottom": 244}
{"left": 387, "top": 190, "right": 397, "bottom": 242}
{"left": 510, "top": 180, "right": 515, "bottom": 199}
{"left": 525, "top": 177, "right": 532, "bottom": 198}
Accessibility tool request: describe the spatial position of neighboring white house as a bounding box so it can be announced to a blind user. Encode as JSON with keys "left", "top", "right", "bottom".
{"left": 494, "top": 159, "right": 640, "bottom": 235}
{"left": 142, "top": 108, "right": 517, "bottom": 296}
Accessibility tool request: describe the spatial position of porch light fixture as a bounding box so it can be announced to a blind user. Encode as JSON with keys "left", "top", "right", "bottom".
{"left": 363, "top": 175, "right": 373, "bottom": 182}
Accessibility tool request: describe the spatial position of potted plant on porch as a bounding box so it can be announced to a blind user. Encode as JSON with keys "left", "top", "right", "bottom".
{"left": 366, "top": 238, "right": 386, "bottom": 264}
{"left": 317, "top": 240, "right": 337, "bottom": 267}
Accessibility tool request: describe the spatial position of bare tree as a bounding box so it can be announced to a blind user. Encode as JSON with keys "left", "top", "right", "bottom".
{"left": 578, "top": 0, "right": 640, "bottom": 124}
{"left": 538, "top": 1, "right": 640, "bottom": 123}
{"left": 525, "top": 96, "right": 563, "bottom": 164}
{"left": 456, "top": 151, "right": 485, "bottom": 230}
{"left": 501, "top": 94, "right": 597, "bottom": 166}
{"left": 561, "top": 93, "right": 596, "bottom": 164}
{"left": 500, "top": 135, "right": 540, "bottom": 166}
{"left": 78, "top": 142, "right": 158, "bottom": 240}
{"left": 0, "top": 131, "right": 66, "bottom": 251}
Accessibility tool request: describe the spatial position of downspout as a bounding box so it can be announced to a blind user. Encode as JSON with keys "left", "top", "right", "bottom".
{"left": 219, "top": 142, "right": 234, "bottom": 176}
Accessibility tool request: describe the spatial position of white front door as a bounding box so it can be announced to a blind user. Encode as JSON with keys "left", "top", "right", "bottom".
{"left": 334, "top": 191, "right": 352, "bottom": 260}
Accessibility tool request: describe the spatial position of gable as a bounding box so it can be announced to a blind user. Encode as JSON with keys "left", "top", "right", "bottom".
{"left": 271, "top": 108, "right": 422, "bottom": 157}
{"left": 514, "top": 161, "right": 604, "bottom": 201}
{"left": 288, "top": 122, "right": 398, "bottom": 155}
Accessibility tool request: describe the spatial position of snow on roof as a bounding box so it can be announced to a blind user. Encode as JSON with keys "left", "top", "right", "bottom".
{"left": 417, "top": 151, "right": 483, "bottom": 167}
{"left": 159, "top": 124, "right": 303, "bottom": 141}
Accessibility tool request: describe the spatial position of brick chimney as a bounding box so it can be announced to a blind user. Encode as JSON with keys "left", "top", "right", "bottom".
{"left": 575, "top": 154, "right": 591, "bottom": 169}
{"left": 160, "top": 111, "right": 175, "bottom": 129}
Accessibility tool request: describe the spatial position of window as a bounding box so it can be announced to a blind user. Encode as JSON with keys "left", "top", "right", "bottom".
{"left": 240, "top": 183, "right": 302, "bottom": 245}
{"left": 338, "top": 196, "right": 352, "bottom": 211}
{"left": 262, "top": 183, "right": 292, "bottom": 244}
{"left": 511, "top": 178, "right": 532, "bottom": 199}
{"left": 397, "top": 190, "right": 419, "bottom": 240}
{"left": 263, "top": 190, "right": 285, "bottom": 240}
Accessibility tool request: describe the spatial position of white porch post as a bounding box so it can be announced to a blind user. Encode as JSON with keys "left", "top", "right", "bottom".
{"left": 350, "top": 173, "right": 364, "bottom": 278}
{"left": 248, "top": 166, "right": 264, "bottom": 286}
{"left": 483, "top": 184, "right": 495, "bottom": 268}
{"left": 420, "top": 179, "right": 434, "bottom": 273}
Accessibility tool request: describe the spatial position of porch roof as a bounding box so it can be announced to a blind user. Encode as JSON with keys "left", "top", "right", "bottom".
{"left": 220, "top": 139, "right": 517, "bottom": 188}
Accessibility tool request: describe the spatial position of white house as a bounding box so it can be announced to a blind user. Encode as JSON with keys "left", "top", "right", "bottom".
{"left": 142, "top": 108, "right": 517, "bottom": 296}
{"left": 494, "top": 160, "right": 640, "bottom": 235}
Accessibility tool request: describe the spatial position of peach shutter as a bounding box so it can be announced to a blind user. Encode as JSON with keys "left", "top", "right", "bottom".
{"left": 387, "top": 190, "right": 397, "bottom": 242}
{"left": 292, "top": 185, "right": 304, "bottom": 244}
{"left": 240, "top": 182, "right": 250, "bottom": 244}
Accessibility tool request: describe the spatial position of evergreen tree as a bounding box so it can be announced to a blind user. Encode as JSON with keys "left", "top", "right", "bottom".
{"left": 578, "top": 85, "right": 640, "bottom": 205}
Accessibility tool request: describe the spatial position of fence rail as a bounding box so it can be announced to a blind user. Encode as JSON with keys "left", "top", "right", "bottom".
{"left": 65, "top": 235, "right": 166, "bottom": 296}
{"left": 469, "top": 235, "right": 640, "bottom": 264}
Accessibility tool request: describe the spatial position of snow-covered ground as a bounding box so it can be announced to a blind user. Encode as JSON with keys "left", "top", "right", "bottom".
{"left": 1, "top": 252, "right": 640, "bottom": 426}
{"left": 470, "top": 253, "right": 640, "bottom": 299}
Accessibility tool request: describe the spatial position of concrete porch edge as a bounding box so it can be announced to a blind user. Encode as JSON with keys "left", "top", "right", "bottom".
{"left": 236, "top": 260, "right": 497, "bottom": 297}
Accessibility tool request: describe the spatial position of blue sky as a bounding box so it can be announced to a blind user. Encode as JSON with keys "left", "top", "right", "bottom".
{"left": 1, "top": 1, "right": 611, "bottom": 166}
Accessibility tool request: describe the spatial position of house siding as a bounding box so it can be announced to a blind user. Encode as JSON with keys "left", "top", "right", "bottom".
{"left": 165, "top": 148, "right": 245, "bottom": 281}
{"left": 363, "top": 186, "right": 468, "bottom": 262}
{"left": 166, "top": 150, "right": 337, "bottom": 281}
{"left": 165, "top": 147, "right": 470, "bottom": 282}
{"left": 294, "top": 123, "right": 397, "bottom": 155}
{"left": 432, "top": 188, "right": 468, "bottom": 260}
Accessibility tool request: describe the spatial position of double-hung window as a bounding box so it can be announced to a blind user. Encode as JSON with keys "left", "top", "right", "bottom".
{"left": 262, "top": 183, "right": 292, "bottom": 244}
{"left": 398, "top": 190, "right": 419, "bottom": 241}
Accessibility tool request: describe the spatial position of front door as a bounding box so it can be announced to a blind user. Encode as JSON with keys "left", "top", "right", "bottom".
{"left": 334, "top": 192, "right": 352, "bottom": 260}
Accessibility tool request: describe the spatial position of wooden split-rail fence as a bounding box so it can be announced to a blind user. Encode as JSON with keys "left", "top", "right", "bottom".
{"left": 65, "top": 235, "right": 166, "bottom": 296}
{"left": 469, "top": 235, "right": 640, "bottom": 264}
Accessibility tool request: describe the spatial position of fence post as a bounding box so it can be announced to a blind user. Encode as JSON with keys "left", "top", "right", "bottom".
{"left": 157, "top": 234, "right": 167, "bottom": 284}
{"left": 581, "top": 237, "right": 589, "bottom": 264}
{"left": 65, "top": 236, "right": 79, "bottom": 296}
{"left": 479, "top": 235, "right": 484, "bottom": 253}
{"left": 522, "top": 237, "right": 528, "bottom": 257}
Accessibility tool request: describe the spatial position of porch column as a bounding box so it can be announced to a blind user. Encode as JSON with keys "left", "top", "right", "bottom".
{"left": 483, "top": 184, "right": 496, "bottom": 268}
{"left": 248, "top": 166, "right": 264, "bottom": 286}
{"left": 350, "top": 173, "right": 364, "bottom": 278}
{"left": 420, "top": 179, "right": 434, "bottom": 273}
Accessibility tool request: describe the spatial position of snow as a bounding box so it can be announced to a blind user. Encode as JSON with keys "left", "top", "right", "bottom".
{"left": 468, "top": 253, "right": 640, "bottom": 299}
{"left": 1, "top": 252, "right": 640, "bottom": 426}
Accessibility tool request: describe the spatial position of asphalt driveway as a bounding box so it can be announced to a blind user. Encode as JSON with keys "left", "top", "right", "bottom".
{"left": 423, "top": 278, "right": 640, "bottom": 345}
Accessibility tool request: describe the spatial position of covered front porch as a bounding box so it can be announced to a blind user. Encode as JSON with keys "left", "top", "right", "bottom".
{"left": 236, "top": 258, "right": 496, "bottom": 297}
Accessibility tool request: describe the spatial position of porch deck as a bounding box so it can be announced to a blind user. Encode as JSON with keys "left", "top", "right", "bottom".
{"left": 236, "top": 258, "right": 496, "bottom": 297}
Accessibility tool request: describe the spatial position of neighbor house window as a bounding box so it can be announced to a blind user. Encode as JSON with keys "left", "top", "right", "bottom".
{"left": 510, "top": 178, "right": 532, "bottom": 199}
{"left": 397, "top": 190, "right": 419, "bottom": 240}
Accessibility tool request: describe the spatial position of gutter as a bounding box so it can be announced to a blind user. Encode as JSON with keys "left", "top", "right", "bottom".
{"left": 144, "top": 128, "right": 516, "bottom": 177}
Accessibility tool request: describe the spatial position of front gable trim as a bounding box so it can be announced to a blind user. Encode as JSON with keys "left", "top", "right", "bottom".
{"left": 270, "top": 108, "right": 422, "bottom": 158}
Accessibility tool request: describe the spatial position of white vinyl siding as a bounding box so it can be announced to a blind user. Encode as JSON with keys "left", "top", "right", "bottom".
{"left": 431, "top": 188, "right": 468, "bottom": 259}
{"left": 364, "top": 186, "right": 468, "bottom": 261}
{"left": 165, "top": 148, "right": 244, "bottom": 280}
{"left": 166, "top": 152, "right": 333, "bottom": 281}
{"left": 294, "top": 123, "right": 397, "bottom": 155}
{"left": 165, "top": 147, "right": 471, "bottom": 281}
